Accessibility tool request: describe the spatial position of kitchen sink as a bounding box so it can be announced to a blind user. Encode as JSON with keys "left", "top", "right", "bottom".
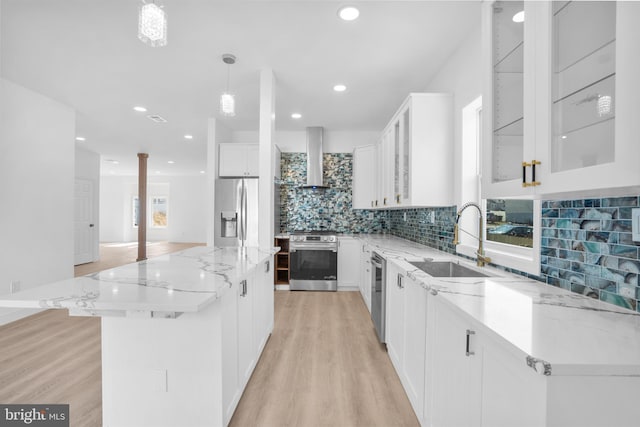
{"left": 409, "top": 261, "right": 491, "bottom": 278}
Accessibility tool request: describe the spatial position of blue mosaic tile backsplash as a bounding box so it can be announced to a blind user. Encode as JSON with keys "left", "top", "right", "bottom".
{"left": 278, "top": 153, "right": 387, "bottom": 233}
{"left": 540, "top": 196, "right": 640, "bottom": 312}
{"left": 388, "top": 207, "right": 457, "bottom": 253}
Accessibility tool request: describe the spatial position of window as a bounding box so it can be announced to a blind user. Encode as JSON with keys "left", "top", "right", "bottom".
{"left": 458, "top": 97, "right": 540, "bottom": 275}
{"left": 133, "top": 196, "right": 140, "bottom": 228}
{"left": 151, "top": 196, "right": 168, "bottom": 228}
{"left": 131, "top": 195, "right": 169, "bottom": 228}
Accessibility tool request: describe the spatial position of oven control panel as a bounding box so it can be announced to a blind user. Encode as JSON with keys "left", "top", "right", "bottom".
{"left": 290, "top": 235, "right": 337, "bottom": 243}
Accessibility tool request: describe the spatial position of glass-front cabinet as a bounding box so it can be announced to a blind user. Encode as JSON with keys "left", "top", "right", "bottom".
{"left": 375, "top": 93, "right": 454, "bottom": 208}
{"left": 482, "top": 1, "right": 640, "bottom": 198}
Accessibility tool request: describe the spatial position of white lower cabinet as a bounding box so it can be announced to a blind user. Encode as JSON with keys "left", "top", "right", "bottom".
{"left": 385, "top": 262, "right": 405, "bottom": 370}
{"left": 359, "top": 244, "right": 372, "bottom": 312}
{"left": 222, "top": 263, "right": 274, "bottom": 426}
{"left": 338, "top": 236, "right": 360, "bottom": 290}
{"left": 385, "top": 261, "right": 427, "bottom": 421}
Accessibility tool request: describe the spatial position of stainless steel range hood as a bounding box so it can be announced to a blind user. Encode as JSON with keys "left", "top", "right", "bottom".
{"left": 302, "top": 126, "right": 329, "bottom": 190}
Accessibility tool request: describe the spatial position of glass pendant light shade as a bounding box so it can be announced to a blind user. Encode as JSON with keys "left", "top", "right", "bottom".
{"left": 597, "top": 95, "right": 612, "bottom": 117}
{"left": 138, "top": 2, "right": 167, "bottom": 47}
{"left": 220, "top": 92, "right": 236, "bottom": 117}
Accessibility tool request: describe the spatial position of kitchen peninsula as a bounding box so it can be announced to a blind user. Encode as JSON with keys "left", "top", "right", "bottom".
{"left": 0, "top": 246, "right": 277, "bottom": 427}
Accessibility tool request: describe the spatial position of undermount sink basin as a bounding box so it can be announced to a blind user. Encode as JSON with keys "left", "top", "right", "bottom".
{"left": 409, "top": 261, "right": 491, "bottom": 278}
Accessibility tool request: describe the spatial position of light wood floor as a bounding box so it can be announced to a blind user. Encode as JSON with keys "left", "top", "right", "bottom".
{"left": 229, "top": 291, "right": 420, "bottom": 427}
{"left": 0, "top": 241, "right": 203, "bottom": 427}
{"left": 1, "top": 242, "right": 418, "bottom": 427}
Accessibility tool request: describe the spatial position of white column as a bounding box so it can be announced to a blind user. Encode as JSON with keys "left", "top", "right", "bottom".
{"left": 258, "top": 69, "right": 276, "bottom": 249}
{"left": 206, "top": 118, "right": 217, "bottom": 246}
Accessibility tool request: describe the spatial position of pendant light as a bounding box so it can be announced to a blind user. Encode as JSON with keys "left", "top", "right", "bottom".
{"left": 220, "top": 54, "right": 237, "bottom": 117}
{"left": 138, "top": 1, "right": 167, "bottom": 47}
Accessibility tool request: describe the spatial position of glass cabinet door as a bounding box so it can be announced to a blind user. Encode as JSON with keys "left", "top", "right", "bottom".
{"left": 551, "top": 1, "right": 616, "bottom": 173}
{"left": 491, "top": 0, "right": 524, "bottom": 184}
{"left": 402, "top": 108, "right": 410, "bottom": 202}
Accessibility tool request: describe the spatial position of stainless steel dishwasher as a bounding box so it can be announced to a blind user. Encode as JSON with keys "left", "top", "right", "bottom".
{"left": 370, "top": 252, "right": 386, "bottom": 343}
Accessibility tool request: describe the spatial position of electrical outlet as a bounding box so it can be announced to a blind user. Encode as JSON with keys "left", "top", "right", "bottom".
{"left": 10, "top": 281, "right": 20, "bottom": 294}
{"left": 632, "top": 208, "right": 640, "bottom": 242}
{"left": 368, "top": 212, "right": 374, "bottom": 220}
{"left": 403, "top": 212, "right": 407, "bottom": 222}
{"left": 428, "top": 211, "right": 435, "bottom": 224}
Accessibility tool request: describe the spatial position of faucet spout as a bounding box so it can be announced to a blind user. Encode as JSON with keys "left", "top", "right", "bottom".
{"left": 453, "top": 202, "right": 491, "bottom": 267}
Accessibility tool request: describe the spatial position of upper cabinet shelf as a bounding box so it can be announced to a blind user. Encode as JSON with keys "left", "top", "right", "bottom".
{"left": 482, "top": 0, "right": 640, "bottom": 199}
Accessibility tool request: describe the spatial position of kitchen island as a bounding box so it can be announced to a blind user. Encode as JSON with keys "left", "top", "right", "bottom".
{"left": 0, "top": 246, "right": 278, "bottom": 427}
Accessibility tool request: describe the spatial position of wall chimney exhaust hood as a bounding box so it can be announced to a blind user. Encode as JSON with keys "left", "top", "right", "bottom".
{"left": 302, "top": 127, "right": 329, "bottom": 190}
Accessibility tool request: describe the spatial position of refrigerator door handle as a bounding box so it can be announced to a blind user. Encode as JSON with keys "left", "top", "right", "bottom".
{"left": 240, "top": 180, "right": 245, "bottom": 243}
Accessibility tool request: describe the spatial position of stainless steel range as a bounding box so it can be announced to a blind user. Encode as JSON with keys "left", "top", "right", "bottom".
{"left": 289, "top": 230, "right": 338, "bottom": 291}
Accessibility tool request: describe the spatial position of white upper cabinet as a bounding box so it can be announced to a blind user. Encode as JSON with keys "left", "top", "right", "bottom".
{"left": 364, "top": 93, "right": 453, "bottom": 209}
{"left": 219, "top": 143, "right": 260, "bottom": 178}
{"left": 352, "top": 145, "right": 376, "bottom": 209}
{"left": 482, "top": 1, "right": 640, "bottom": 198}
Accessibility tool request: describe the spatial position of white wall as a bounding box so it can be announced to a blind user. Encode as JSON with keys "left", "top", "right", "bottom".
{"left": 75, "top": 147, "right": 101, "bottom": 262}
{"left": 231, "top": 130, "right": 378, "bottom": 153}
{"left": 422, "top": 25, "right": 483, "bottom": 205}
{"left": 100, "top": 175, "right": 207, "bottom": 243}
{"left": 0, "top": 78, "right": 75, "bottom": 324}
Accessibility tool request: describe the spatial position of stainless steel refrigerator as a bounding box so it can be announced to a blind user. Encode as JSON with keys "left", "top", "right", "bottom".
{"left": 214, "top": 178, "right": 259, "bottom": 247}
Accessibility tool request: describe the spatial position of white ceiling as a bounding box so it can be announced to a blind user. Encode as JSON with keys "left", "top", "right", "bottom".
{"left": 1, "top": 0, "right": 480, "bottom": 175}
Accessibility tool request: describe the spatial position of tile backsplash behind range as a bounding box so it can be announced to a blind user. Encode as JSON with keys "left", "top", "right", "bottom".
{"left": 279, "top": 153, "right": 386, "bottom": 233}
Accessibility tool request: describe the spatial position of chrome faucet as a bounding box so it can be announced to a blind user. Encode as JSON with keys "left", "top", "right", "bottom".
{"left": 453, "top": 202, "right": 492, "bottom": 267}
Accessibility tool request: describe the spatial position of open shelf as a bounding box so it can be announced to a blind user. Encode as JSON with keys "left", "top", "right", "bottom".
{"left": 274, "top": 237, "right": 290, "bottom": 285}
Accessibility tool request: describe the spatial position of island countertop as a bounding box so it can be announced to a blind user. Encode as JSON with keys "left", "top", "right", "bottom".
{"left": 0, "top": 246, "right": 278, "bottom": 317}
{"left": 358, "top": 234, "right": 640, "bottom": 376}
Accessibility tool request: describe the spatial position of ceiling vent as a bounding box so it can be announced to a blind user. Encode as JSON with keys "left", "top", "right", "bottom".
{"left": 146, "top": 114, "right": 167, "bottom": 123}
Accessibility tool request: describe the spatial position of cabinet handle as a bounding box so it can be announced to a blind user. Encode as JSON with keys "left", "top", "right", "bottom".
{"left": 371, "top": 200, "right": 374, "bottom": 207}
{"left": 521, "top": 161, "right": 530, "bottom": 187}
{"left": 465, "top": 329, "right": 475, "bottom": 356}
{"left": 375, "top": 200, "right": 379, "bottom": 207}
{"left": 397, "top": 273, "right": 403, "bottom": 289}
{"left": 240, "top": 280, "right": 247, "bottom": 297}
{"left": 531, "top": 160, "right": 541, "bottom": 186}
{"left": 264, "top": 260, "right": 270, "bottom": 273}
{"left": 384, "top": 197, "right": 387, "bottom": 206}
{"left": 396, "top": 194, "right": 400, "bottom": 204}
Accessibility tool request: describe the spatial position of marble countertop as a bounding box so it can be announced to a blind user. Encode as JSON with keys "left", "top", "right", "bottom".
{"left": 358, "top": 235, "right": 640, "bottom": 376}
{"left": 0, "top": 246, "right": 277, "bottom": 318}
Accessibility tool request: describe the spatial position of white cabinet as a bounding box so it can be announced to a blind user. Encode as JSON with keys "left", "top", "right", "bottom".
{"left": 352, "top": 145, "right": 376, "bottom": 209}
{"left": 359, "top": 243, "right": 372, "bottom": 312}
{"left": 222, "top": 262, "right": 274, "bottom": 426}
{"left": 482, "top": 1, "right": 640, "bottom": 198}
{"left": 338, "top": 236, "right": 360, "bottom": 290}
{"left": 427, "top": 296, "right": 483, "bottom": 427}
{"left": 385, "top": 261, "right": 427, "bottom": 423}
{"left": 219, "top": 143, "right": 259, "bottom": 177}
{"left": 385, "top": 262, "right": 405, "bottom": 369}
{"left": 374, "top": 93, "right": 453, "bottom": 208}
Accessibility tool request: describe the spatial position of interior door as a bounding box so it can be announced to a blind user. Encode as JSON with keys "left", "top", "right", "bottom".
{"left": 74, "top": 178, "right": 95, "bottom": 265}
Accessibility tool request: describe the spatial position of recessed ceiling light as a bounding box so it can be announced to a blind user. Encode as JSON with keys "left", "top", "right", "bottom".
{"left": 133, "top": 106, "right": 147, "bottom": 112}
{"left": 167, "top": 160, "right": 175, "bottom": 164}
{"left": 199, "top": 170, "right": 206, "bottom": 174}
{"left": 561, "top": 135, "right": 567, "bottom": 139}
{"left": 338, "top": 6, "right": 360, "bottom": 21}
{"left": 291, "top": 113, "right": 302, "bottom": 119}
{"left": 105, "top": 159, "right": 119, "bottom": 164}
{"left": 333, "top": 84, "right": 347, "bottom": 92}
{"left": 75, "top": 136, "right": 86, "bottom": 142}
{"left": 184, "top": 134, "right": 193, "bottom": 140}
{"left": 147, "top": 115, "right": 167, "bottom": 123}
{"left": 512, "top": 11, "right": 524, "bottom": 23}
{"left": 155, "top": 170, "right": 161, "bottom": 174}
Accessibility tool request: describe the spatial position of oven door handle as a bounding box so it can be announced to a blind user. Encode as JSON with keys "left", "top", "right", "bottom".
{"left": 371, "top": 259, "right": 383, "bottom": 269}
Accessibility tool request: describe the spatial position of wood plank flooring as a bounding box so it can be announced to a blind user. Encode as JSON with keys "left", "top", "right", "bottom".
{"left": 0, "top": 241, "right": 203, "bottom": 427}
{"left": 1, "top": 242, "right": 418, "bottom": 427}
{"left": 229, "top": 291, "right": 420, "bottom": 427}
